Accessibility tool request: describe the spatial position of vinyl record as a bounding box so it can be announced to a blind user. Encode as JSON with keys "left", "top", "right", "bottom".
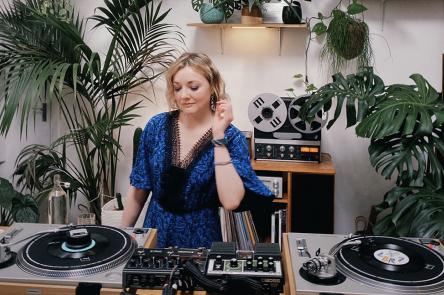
{"left": 287, "top": 95, "right": 326, "bottom": 134}
{"left": 335, "top": 236, "right": 444, "bottom": 294}
{"left": 248, "top": 93, "right": 287, "bottom": 132}
{"left": 17, "top": 225, "right": 136, "bottom": 278}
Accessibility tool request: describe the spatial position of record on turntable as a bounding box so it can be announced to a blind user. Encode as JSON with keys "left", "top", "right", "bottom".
{"left": 288, "top": 233, "right": 444, "bottom": 295}
{"left": 16, "top": 225, "right": 137, "bottom": 278}
{"left": 334, "top": 236, "right": 444, "bottom": 294}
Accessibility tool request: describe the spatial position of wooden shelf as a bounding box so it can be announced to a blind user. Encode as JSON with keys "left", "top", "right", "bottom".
{"left": 252, "top": 154, "right": 335, "bottom": 233}
{"left": 273, "top": 198, "right": 288, "bottom": 204}
{"left": 251, "top": 153, "right": 336, "bottom": 175}
{"left": 187, "top": 22, "right": 308, "bottom": 29}
{"left": 187, "top": 22, "right": 308, "bottom": 55}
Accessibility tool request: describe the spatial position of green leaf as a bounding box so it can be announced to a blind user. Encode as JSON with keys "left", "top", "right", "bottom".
{"left": 192, "top": 0, "right": 204, "bottom": 11}
{"left": 285, "top": 88, "right": 294, "bottom": 92}
{"left": 11, "top": 195, "right": 39, "bottom": 223}
{"left": 0, "top": 178, "right": 16, "bottom": 210}
{"left": 312, "top": 22, "right": 327, "bottom": 36}
{"left": 332, "top": 9, "right": 344, "bottom": 19}
{"left": 347, "top": 3, "right": 367, "bottom": 15}
{"left": 299, "top": 67, "right": 385, "bottom": 129}
{"left": 356, "top": 74, "right": 444, "bottom": 139}
{"left": 293, "top": 74, "right": 303, "bottom": 79}
{"left": 373, "top": 184, "right": 444, "bottom": 239}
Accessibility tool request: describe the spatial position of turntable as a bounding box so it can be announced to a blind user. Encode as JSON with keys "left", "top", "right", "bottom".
{"left": 0, "top": 223, "right": 155, "bottom": 294}
{"left": 284, "top": 232, "right": 444, "bottom": 295}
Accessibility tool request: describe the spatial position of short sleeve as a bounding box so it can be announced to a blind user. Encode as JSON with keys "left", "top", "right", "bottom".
{"left": 225, "top": 127, "right": 275, "bottom": 211}
{"left": 129, "top": 120, "right": 154, "bottom": 190}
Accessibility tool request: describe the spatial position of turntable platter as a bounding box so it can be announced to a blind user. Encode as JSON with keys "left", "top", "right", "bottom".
{"left": 335, "top": 236, "right": 444, "bottom": 294}
{"left": 16, "top": 225, "right": 136, "bottom": 278}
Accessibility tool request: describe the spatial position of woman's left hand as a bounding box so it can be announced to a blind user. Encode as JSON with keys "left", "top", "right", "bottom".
{"left": 213, "top": 99, "right": 233, "bottom": 138}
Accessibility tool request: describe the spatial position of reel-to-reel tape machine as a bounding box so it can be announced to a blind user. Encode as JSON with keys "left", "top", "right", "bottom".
{"left": 248, "top": 93, "right": 326, "bottom": 162}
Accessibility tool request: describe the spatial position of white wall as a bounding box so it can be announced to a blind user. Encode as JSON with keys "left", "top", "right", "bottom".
{"left": 1, "top": 0, "right": 443, "bottom": 234}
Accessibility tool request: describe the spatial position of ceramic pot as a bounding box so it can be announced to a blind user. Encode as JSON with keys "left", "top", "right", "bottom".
{"left": 282, "top": 1, "right": 302, "bottom": 24}
{"left": 200, "top": 3, "right": 224, "bottom": 24}
{"left": 241, "top": 4, "right": 263, "bottom": 24}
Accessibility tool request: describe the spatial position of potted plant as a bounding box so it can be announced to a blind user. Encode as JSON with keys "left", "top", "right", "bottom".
{"left": 309, "top": 0, "right": 373, "bottom": 73}
{"left": 192, "top": 0, "right": 241, "bottom": 23}
{"left": 241, "top": 0, "right": 271, "bottom": 24}
{"left": 0, "top": 0, "right": 183, "bottom": 223}
{"left": 0, "top": 162, "right": 39, "bottom": 225}
{"left": 297, "top": 67, "right": 444, "bottom": 238}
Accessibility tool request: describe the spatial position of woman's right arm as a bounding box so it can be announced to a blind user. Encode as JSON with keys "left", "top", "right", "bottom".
{"left": 121, "top": 186, "right": 150, "bottom": 227}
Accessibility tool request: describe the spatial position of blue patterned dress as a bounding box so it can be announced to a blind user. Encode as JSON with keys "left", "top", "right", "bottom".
{"left": 130, "top": 111, "right": 273, "bottom": 248}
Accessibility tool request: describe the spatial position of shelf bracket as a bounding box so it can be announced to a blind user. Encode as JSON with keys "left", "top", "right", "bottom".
{"left": 220, "top": 27, "right": 225, "bottom": 55}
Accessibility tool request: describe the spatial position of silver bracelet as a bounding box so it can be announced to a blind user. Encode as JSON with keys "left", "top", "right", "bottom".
{"left": 214, "top": 160, "right": 232, "bottom": 166}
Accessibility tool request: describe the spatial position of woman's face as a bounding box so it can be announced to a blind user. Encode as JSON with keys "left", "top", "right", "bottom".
{"left": 173, "top": 66, "right": 212, "bottom": 115}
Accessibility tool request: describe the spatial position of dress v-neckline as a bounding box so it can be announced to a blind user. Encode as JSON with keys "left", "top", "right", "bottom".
{"left": 171, "top": 113, "right": 212, "bottom": 169}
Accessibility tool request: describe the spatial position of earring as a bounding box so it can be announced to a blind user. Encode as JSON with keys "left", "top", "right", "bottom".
{"left": 210, "top": 94, "right": 217, "bottom": 112}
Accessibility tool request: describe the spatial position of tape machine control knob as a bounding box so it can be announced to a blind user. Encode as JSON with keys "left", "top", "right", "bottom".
{"left": 266, "top": 145, "right": 272, "bottom": 152}
{"left": 279, "top": 146, "right": 285, "bottom": 152}
{"left": 266, "top": 152, "right": 272, "bottom": 157}
{"left": 289, "top": 146, "right": 295, "bottom": 152}
{"left": 280, "top": 153, "right": 285, "bottom": 158}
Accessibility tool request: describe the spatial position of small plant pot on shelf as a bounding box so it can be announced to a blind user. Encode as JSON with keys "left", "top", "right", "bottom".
{"left": 282, "top": 1, "right": 302, "bottom": 24}
{"left": 200, "top": 3, "right": 224, "bottom": 24}
{"left": 241, "top": 4, "right": 262, "bottom": 24}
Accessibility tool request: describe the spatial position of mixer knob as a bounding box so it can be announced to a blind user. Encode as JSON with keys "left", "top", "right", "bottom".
{"left": 215, "top": 255, "right": 223, "bottom": 264}
{"left": 246, "top": 260, "right": 253, "bottom": 270}
{"left": 268, "top": 261, "right": 275, "bottom": 272}
{"left": 279, "top": 145, "right": 285, "bottom": 152}
{"left": 257, "top": 260, "right": 264, "bottom": 271}
{"left": 257, "top": 256, "right": 263, "bottom": 262}
{"left": 230, "top": 258, "right": 238, "bottom": 268}
{"left": 266, "top": 145, "right": 272, "bottom": 152}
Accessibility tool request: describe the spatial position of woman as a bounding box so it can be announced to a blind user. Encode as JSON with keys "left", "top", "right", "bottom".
{"left": 122, "top": 52, "right": 273, "bottom": 248}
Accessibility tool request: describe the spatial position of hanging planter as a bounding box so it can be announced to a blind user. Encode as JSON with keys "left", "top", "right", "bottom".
{"left": 326, "top": 10, "right": 368, "bottom": 60}
{"left": 311, "top": 0, "right": 373, "bottom": 73}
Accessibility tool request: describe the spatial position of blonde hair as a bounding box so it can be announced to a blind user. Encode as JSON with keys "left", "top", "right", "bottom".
{"left": 165, "top": 52, "right": 227, "bottom": 110}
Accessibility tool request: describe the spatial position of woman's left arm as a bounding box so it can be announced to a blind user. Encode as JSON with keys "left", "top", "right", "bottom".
{"left": 213, "top": 100, "right": 245, "bottom": 211}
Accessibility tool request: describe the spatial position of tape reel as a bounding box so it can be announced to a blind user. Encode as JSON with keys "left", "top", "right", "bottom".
{"left": 248, "top": 93, "right": 327, "bottom": 134}
{"left": 248, "top": 93, "right": 287, "bottom": 132}
{"left": 288, "top": 95, "right": 327, "bottom": 134}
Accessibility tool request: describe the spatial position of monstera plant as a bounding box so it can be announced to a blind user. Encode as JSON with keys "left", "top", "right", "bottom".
{"left": 0, "top": 0, "right": 183, "bottom": 223}
{"left": 299, "top": 67, "right": 444, "bottom": 238}
{"left": 0, "top": 162, "right": 39, "bottom": 225}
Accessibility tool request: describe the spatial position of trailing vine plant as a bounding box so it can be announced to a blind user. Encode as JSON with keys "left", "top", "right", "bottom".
{"left": 305, "top": 0, "right": 373, "bottom": 77}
